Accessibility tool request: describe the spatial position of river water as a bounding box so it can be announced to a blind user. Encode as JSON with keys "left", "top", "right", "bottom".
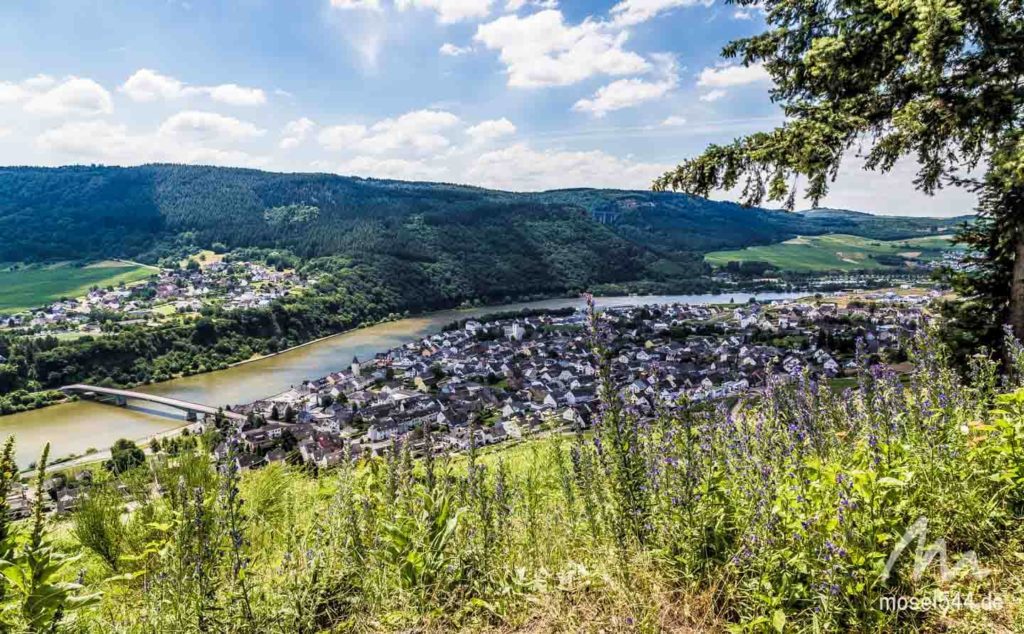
{"left": 1, "top": 292, "right": 803, "bottom": 467}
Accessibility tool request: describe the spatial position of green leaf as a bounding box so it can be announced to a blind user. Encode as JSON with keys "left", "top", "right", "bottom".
{"left": 104, "top": 571, "right": 145, "bottom": 583}
{"left": 772, "top": 609, "right": 787, "bottom": 633}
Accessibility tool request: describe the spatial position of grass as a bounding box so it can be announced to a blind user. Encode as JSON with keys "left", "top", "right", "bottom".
{"left": 151, "top": 303, "right": 178, "bottom": 316}
{"left": 705, "top": 233, "right": 962, "bottom": 272}
{"left": 51, "top": 331, "right": 106, "bottom": 342}
{"left": 0, "top": 261, "right": 157, "bottom": 313}
{"left": 828, "top": 376, "right": 860, "bottom": 392}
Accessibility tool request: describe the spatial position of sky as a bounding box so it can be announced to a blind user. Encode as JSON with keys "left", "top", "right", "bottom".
{"left": 0, "top": 0, "right": 975, "bottom": 216}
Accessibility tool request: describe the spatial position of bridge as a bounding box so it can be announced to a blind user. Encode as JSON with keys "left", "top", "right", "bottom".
{"left": 60, "top": 384, "right": 246, "bottom": 422}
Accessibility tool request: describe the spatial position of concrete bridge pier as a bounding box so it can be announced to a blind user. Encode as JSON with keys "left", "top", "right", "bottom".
{"left": 186, "top": 411, "right": 198, "bottom": 422}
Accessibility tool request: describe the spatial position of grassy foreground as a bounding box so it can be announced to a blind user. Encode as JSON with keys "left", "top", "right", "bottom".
{"left": 1, "top": 323, "right": 1023, "bottom": 632}
{"left": 704, "top": 234, "right": 959, "bottom": 272}
{"left": 0, "top": 262, "right": 156, "bottom": 313}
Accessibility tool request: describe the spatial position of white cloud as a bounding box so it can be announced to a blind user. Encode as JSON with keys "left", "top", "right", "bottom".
{"left": 573, "top": 54, "right": 677, "bottom": 117}
{"left": 0, "top": 127, "right": 11, "bottom": 138}
{"left": 349, "top": 29, "right": 386, "bottom": 72}
{"left": 0, "top": 82, "right": 29, "bottom": 105}
{"left": 573, "top": 76, "right": 674, "bottom": 116}
{"left": 440, "top": 42, "right": 472, "bottom": 56}
{"left": 699, "top": 89, "right": 726, "bottom": 102}
{"left": 474, "top": 9, "right": 648, "bottom": 87}
{"left": 37, "top": 120, "right": 141, "bottom": 158}
{"left": 804, "top": 155, "right": 977, "bottom": 217}
{"left": 158, "top": 110, "right": 265, "bottom": 144}
{"left": 697, "top": 62, "right": 770, "bottom": 88}
{"left": 696, "top": 62, "right": 770, "bottom": 100}
{"left": 338, "top": 156, "right": 448, "bottom": 180}
{"left": 326, "top": 0, "right": 388, "bottom": 72}
{"left": 23, "top": 77, "right": 113, "bottom": 117}
{"left": 505, "top": 0, "right": 558, "bottom": 10}
{"left": 206, "top": 83, "right": 267, "bottom": 106}
{"left": 326, "top": 137, "right": 671, "bottom": 189}
{"left": 467, "top": 142, "right": 671, "bottom": 190}
{"left": 280, "top": 117, "right": 316, "bottom": 149}
{"left": 329, "top": 0, "right": 382, "bottom": 9}
{"left": 318, "top": 124, "right": 369, "bottom": 151}
{"left": 466, "top": 117, "right": 516, "bottom": 143}
{"left": 318, "top": 109, "right": 460, "bottom": 155}
{"left": 733, "top": 7, "right": 755, "bottom": 19}
{"left": 21, "top": 75, "right": 56, "bottom": 91}
{"left": 609, "top": 0, "right": 711, "bottom": 27}
{"left": 35, "top": 119, "right": 266, "bottom": 167}
{"left": 397, "top": 0, "right": 492, "bottom": 23}
{"left": 0, "top": 75, "right": 58, "bottom": 105}
{"left": 173, "top": 146, "right": 265, "bottom": 166}
{"left": 120, "top": 69, "right": 192, "bottom": 101}
{"left": 662, "top": 115, "right": 686, "bottom": 126}
{"left": 120, "top": 69, "right": 266, "bottom": 106}
{"left": 368, "top": 110, "right": 461, "bottom": 153}
{"left": 701, "top": 151, "right": 977, "bottom": 217}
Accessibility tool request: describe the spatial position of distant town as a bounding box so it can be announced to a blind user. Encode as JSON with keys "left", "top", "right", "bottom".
{"left": 1, "top": 256, "right": 311, "bottom": 336}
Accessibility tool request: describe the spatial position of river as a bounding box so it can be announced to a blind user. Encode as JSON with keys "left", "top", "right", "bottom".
{"left": 1, "top": 292, "right": 804, "bottom": 468}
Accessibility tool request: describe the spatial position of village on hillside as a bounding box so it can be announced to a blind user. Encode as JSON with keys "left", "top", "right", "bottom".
{"left": 1, "top": 258, "right": 311, "bottom": 336}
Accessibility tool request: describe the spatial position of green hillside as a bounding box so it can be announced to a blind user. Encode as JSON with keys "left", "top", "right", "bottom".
{"left": 705, "top": 233, "right": 964, "bottom": 272}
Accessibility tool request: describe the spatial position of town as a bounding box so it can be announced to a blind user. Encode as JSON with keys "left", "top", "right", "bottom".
{"left": 202, "top": 290, "right": 932, "bottom": 474}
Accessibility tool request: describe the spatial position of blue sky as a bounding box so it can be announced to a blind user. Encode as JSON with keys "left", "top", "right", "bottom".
{"left": 0, "top": 0, "right": 973, "bottom": 215}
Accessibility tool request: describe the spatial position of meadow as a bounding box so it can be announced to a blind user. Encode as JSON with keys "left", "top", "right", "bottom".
{"left": 704, "top": 234, "right": 960, "bottom": 273}
{"left": 0, "top": 261, "right": 157, "bottom": 313}
{"left": 0, "top": 313, "right": 1021, "bottom": 632}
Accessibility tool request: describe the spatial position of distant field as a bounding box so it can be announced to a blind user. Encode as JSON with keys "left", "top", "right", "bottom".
{"left": 705, "top": 233, "right": 961, "bottom": 272}
{"left": 0, "top": 261, "right": 157, "bottom": 313}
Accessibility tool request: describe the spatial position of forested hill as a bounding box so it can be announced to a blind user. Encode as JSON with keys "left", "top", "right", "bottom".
{"left": 0, "top": 165, "right": 968, "bottom": 295}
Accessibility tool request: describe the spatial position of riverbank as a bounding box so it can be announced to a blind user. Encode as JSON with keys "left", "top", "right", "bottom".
{"left": 24, "top": 418, "right": 206, "bottom": 476}
{"left": 224, "top": 311, "right": 414, "bottom": 370}
{"left": 0, "top": 389, "right": 71, "bottom": 416}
